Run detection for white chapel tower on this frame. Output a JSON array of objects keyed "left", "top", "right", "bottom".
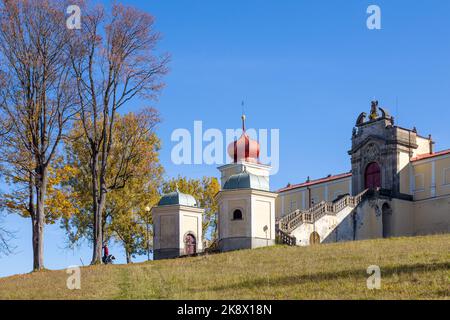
[{"left": 216, "top": 115, "right": 278, "bottom": 252}]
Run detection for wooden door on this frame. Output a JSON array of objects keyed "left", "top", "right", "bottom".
[
  {"left": 185, "top": 234, "right": 196, "bottom": 255},
  {"left": 309, "top": 232, "right": 320, "bottom": 245},
  {"left": 365, "top": 162, "right": 381, "bottom": 189}
]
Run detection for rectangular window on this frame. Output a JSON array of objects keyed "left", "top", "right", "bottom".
[
  {"left": 414, "top": 174, "right": 425, "bottom": 192},
  {"left": 444, "top": 168, "right": 450, "bottom": 186},
  {"left": 290, "top": 200, "right": 297, "bottom": 211}
]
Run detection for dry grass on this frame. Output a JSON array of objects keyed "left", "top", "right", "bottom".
[{"left": 0, "top": 234, "right": 449, "bottom": 300}]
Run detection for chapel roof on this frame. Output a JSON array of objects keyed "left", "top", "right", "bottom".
[
  {"left": 158, "top": 190, "right": 199, "bottom": 207},
  {"left": 223, "top": 171, "right": 270, "bottom": 191},
  {"left": 227, "top": 114, "right": 260, "bottom": 164}
]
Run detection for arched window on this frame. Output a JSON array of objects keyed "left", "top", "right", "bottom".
[
  {"left": 232, "top": 209, "right": 243, "bottom": 220},
  {"left": 365, "top": 162, "right": 381, "bottom": 189}
]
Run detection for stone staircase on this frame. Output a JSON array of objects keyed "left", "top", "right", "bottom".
[{"left": 276, "top": 189, "right": 368, "bottom": 245}]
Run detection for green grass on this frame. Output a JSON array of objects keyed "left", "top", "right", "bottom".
[{"left": 0, "top": 234, "right": 449, "bottom": 299}]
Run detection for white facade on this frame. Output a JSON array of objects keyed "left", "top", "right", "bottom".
[
  {"left": 216, "top": 188, "right": 277, "bottom": 251},
  {"left": 216, "top": 161, "right": 278, "bottom": 252},
  {"left": 152, "top": 204, "right": 204, "bottom": 260}
]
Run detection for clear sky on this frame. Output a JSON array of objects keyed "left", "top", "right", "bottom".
[{"left": 1, "top": 0, "right": 450, "bottom": 277}]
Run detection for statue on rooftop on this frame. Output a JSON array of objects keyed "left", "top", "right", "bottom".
[{"left": 369, "top": 100, "right": 379, "bottom": 120}]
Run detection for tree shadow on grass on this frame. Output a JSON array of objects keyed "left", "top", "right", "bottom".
[{"left": 191, "top": 262, "right": 449, "bottom": 294}]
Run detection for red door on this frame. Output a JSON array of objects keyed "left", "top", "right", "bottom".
[
  {"left": 365, "top": 162, "right": 381, "bottom": 189},
  {"left": 185, "top": 234, "right": 196, "bottom": 255}
]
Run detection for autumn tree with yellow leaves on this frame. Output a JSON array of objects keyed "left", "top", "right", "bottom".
[
  {"left": 0, "top": 0, "right": 76, "bottom": 270},
  {"left": 62, "top": 109, "right": 163, "bottom": 263},
  {"left": 67, "top": 2, "right": 169, "bottom": 264}
]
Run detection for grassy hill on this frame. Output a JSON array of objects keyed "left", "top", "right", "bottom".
[{"left": 0, "top": 234, "right": 449, "bottom": 300}]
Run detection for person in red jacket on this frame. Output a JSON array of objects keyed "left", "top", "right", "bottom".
[{"left": 102, "top": 243, "right": 109, "bottom": 263}]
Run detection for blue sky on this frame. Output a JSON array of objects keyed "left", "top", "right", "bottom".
[{"left": 1, "top": 0, "right": 450, "bottom": 277}]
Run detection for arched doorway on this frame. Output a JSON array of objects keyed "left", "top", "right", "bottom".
[
  {"left": 309, "top": 231, "right": 320, "bottom": 245},
  {"left": 365, "top": 162, "right": 381, "bottom": 189},
  {"left": 382, "top": 203, "right": 392, "bottom": 238},
  {"left": 184, "top": 233, "right": 197, "bottom": 255}
]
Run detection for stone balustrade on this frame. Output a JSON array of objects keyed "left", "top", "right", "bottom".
[
  {"left": 276, "top": 229, "right": 297, "bottom": 246},
  {"left": 279, "top": 189, "right": 369, "bottom": 234}
]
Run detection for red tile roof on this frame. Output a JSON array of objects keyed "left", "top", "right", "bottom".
[
  {"left": 278, "top": 172, "right": 352, "bottom": 193},
  {"left": 411, "top": 149, "right": 450, "bottom": 162}
]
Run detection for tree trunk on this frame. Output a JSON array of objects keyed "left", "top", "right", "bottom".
[
  {"left": 91, "top": 151, "right": 103, "bottom": 264},
  {"left": 33, "top": 166, "right": 48, "bottom": 271},
  {"left": 125, "top": 249, "right": 132, "bottom": 264},
  {"left": 31, "top": 215, "right": 43, "bottom": 270},
  {"left": 94, "top": 178, "right": 108, "bottom": 261}
]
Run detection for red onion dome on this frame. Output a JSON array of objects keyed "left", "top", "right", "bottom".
[{"left": 227, "top": 115, "right": 260, "bottom": 163}]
